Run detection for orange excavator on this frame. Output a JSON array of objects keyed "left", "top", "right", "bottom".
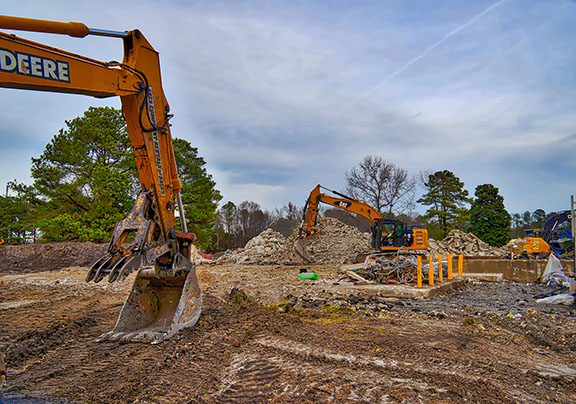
[
  {"left": 0, "top": 16, "right": 200, "bottom": 343},
  {"left": 295, "top": 185, "right": 428, "bottom": 263}
]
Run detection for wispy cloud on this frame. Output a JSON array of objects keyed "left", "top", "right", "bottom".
[{"left": 353, "top": 0, "right": 511, "bottom": 104}]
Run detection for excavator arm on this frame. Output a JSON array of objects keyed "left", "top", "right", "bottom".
[
  {"left": 0, "top": 16, "right": 201, "bottom": 343},
  {"left": 295, "top": 185, "right": 382, "bottom": 262},
  {"left": 299, "top": 185, "right": 382, "bottom": 236}
]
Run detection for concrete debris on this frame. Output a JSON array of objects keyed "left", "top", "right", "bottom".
[
  {"left": 218, "top": 219, "right": 507, "bottom": 265},
  {"left": 281, "top": 217, "right": 371, "bottom": 264},
  {"left": 218, "top": 218, "right": 370, "bottom": 265},
  {"left": 189, "top": 244, "right": 211, "bottom": 266},
  {"left": 427, "top": 229, "right": 507, "bottom": 257},
  {"left": 219, "top": 229, "right": 287, "bottom": 265}
]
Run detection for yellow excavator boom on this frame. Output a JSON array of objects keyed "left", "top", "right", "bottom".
[{"left": 0, "top": 15, "right": 201, "bottom": 344}]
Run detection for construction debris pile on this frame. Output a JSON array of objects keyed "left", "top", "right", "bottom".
[
  {"left": 427, "top": 229, "right": 507, "bottom": 257},
  {"left": 217, "top": 219, "right": 508, "bottom": 266},
  {"left": 219, "top": 229, "right": 286, "bottom": 265},
  {"left": 218, "top": 217, "right": 371, "bottom": 265}
]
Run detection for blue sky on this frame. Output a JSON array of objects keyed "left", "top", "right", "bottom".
[{"left": 1, "top": 0, "right": 575, "bottom": 216}]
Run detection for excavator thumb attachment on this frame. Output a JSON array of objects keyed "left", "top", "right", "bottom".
[
  {"left": 97, "top": 262, "right": 201, "bottom": 344},
  {"left": 294, "top": 238, "right": 312, "bottom": 263}
]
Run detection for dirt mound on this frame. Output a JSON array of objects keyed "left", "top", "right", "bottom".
[
  {"left": 0, "top": 242, "right": 108, "bottom": 272},
  {"left": 428, "top": 229, "right": 507, "bottom": 257}
]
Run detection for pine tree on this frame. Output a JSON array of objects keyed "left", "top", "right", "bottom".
[
  {"left": 417, "top": 170, "right": 471, "bottom": 238},
  {"left": 470, "top": 184, "right": 511, "bottom": 247},
  {"left": 172, "top": 138, "right": 222, "bottom": 250},
  {"left": 31, "top": 106, "right": 137, "bottom": 242}
]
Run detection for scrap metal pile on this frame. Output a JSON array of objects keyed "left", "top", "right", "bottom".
[{"left": 354, "top": 254, "right": 418, "bottom": 284}]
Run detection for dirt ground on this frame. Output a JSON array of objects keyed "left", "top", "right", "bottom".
[{"left": 1, "top": 244, "right": 576, "bottom": 403}]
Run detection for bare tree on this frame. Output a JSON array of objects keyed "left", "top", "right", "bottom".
[
  {"left": 381, "top": 167, "right": 417, "bottom": 216},
  {"left": 345, "top": 155, "right": 416, "bottom": 216},
  {"left": 274, "top": 202, "right": 303, "bottom": 223},
  {"left": 270, "top": 202, "right": 304, "bottom": 237},
  {"left": 237, "top": 200, "right": 272, "bottom": 245}
]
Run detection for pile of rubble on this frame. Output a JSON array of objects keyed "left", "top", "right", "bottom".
[
  {"left": 218, "top": 229, "right": 286, "bottom": 265},
  {"left": 217, "top": 220, "right": 507, "bottom": 266},
  {"left": 427, "top": 229, "right": 507, "bottom": 257},
  {"left": 280, "top": 217, "right": 371, "bottom": 264},
  {"left": 217, "top": 217, "right": 370, "bottom": 265}
]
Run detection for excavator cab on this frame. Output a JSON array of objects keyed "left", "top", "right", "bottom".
[{"left": 371, "top": 220, "right": 411, "bottom": 249}]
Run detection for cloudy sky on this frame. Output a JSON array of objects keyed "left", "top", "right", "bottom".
[{"left": 1, "top": 0, "right": 575, "bottom": 216}]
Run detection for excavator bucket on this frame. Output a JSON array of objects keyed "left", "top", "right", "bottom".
[
  {"left": 294, "top": 238, "right": 312, "bottom": 263},
  {"left": 96, "top": 266, "right": 202, "bottom": 344}
]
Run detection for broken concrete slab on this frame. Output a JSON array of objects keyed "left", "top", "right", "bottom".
[{"left": 329, "top": 278, "right": 467, "bottom": 299}]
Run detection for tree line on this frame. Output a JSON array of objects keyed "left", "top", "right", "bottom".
[
  {"left": 0, "top": 107, "right": 221, "bottom": 249},
  {"left": 0, "top": 109, "right": 558, "bottom": 251},
  {"left": 210, "top": 156, "right": 559, "bottom": 251}
]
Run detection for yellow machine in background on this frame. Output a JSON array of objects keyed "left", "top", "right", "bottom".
[
  {"left": 521, "top": 237, "right": 551, "bottom": 255},
  {"left": 508, "top": 236, "right": 551, "bottom": 258},
  {"left": 0, "top": 15, "right": 201, "bottom": 343},
  {"left": 295, "top": 185, "right": 428, "bottom": 262}
]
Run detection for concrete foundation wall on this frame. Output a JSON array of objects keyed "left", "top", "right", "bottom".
[{"left": 460, "top": 256, "right": 575, "bottom": 282}]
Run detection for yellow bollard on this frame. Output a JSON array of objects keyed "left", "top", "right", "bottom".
[
  {"left": 458, "top": 254, "right": 463, "bottom": 278},
  {"left": 428, "top": 255, "right": 434, "bottom": 285},
  {"left": 447, "top": 254, "right": 453, "bottom": 280},
  {"left": 438, "top": 254, "right": 443, "bottom": 282},
  {"left": 417, "top": 256, "right": 422, "bottom": 288}
]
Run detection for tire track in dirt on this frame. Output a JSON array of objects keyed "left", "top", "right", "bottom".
[
  {"left": 207, "top": 331, "right": 576, "bottom": 403},
  {"left": 211, "top": 352, "right": 281, "bottom": 402}
]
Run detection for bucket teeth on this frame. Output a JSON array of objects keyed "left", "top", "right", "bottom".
[
  {"left": 88, "top": 252, "right": 138, "bottom": 284},
  {"left": 108, "top": 255, "right": 129, "bottom": 283},
  {"left": 91, "top": 255, "right": 113, "bottom": 283},
  {"left": 86, "top": 255, "right": 107, "bottom": 282}
]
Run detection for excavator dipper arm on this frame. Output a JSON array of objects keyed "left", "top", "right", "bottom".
[
  {"left": 295, "top": 185, "right": 382, "bottom": 261},
  {"left": 0, "top": 16, "right": 201, "bottom": 343}
]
